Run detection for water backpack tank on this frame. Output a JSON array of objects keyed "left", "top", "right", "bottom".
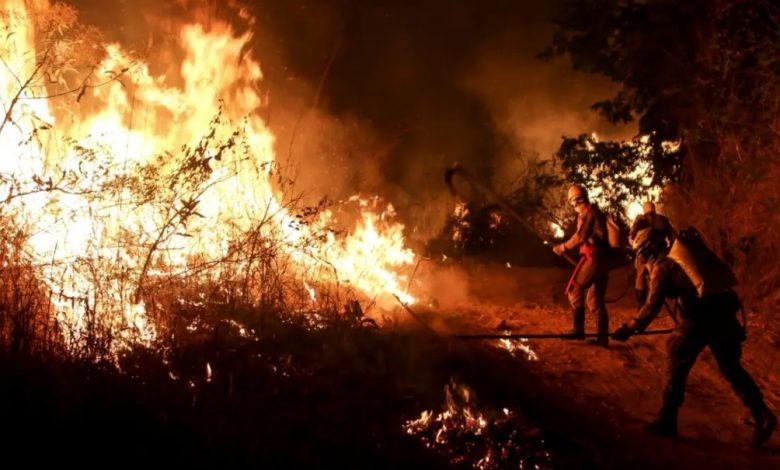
[
  {"left": 606, "top": 215, "right": 627, "bottom": 249},
  {"left": 666, "top": 227, "right": 737, "bottom": 297}
]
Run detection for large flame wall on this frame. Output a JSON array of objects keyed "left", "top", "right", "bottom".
[{"left": 0, "top": 0, "right": 416, "bottom": 349}]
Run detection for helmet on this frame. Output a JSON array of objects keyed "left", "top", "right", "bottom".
[
  {"left": 643, "top": 201, "right": 656, "bottom": 214},
  {"left": 567, "top": 185, "right": 588, "bottom": 205}
]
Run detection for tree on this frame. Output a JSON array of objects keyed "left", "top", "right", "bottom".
[{"left": 545, "top": 0, "right": 780, "bottom": 303}]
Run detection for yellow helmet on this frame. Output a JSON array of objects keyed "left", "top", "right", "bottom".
[{"left": 643, "top": 201, "right": 656, "bottom": 214}]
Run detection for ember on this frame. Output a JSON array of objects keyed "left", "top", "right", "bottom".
[
  {"left": 497, "top": 331, "right": 539, "bottom": 361},
  {"left": 404, "top": 379, "right": 553, "bottom": 469}
]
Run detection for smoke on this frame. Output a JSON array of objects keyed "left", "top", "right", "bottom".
[
  {"left": 462, "top": 26, "right": 635, "bottom": 190},
  {"left": 66, "top": 0, "right": 630, "bottom": 243}
]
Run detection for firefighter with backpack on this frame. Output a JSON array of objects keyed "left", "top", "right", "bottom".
[
  {"left": 553, "top": 185, "right": 619, "bottom": 347},
  {"left": 628, "top": 201, "right": 676, "bottom": 304},
  {"left": 613, "top": 227, "right": 777, "bottom": 447}
]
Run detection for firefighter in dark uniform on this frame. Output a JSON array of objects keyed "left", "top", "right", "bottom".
[
  {"left": 629, "top": 201, "right": 676, "bottom": 304},
  {"left": 613, "top": 228, "right": 777, "bottom": 447},
  {"left": 553, "top": 185, "right": 611, "bottom": 347}
]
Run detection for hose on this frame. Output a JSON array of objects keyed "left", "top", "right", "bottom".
[
  {"left": 453, "top": 328, "right": 675, "bottom": 340},
  {"left": 393, "top": 294, "right": 675, "bottom": 342}
]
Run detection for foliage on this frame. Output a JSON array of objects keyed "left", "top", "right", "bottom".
[
  {"left": 428, "top": 156, "right": 565, "bottom": 265},
  {"left": 554, "top": 133, "right": 680, "bottom": 220},
  {"left": 546, "top": 0, "right": 780, "bottom": 308}
]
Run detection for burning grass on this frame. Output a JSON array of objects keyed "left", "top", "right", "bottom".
[
  {"left": 0, "top": 4, "right": 456, "bottom": 463},
  {"left": 0, "top": 295, "right": 589, "bottom": 467},
  {"left": 403, "top": 379, "right": 553, "bottom": 469},
  {"left": 0, "top": 0, "right": 422, "bottom": 357}
]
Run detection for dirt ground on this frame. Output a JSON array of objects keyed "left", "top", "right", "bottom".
[{"left": 411, "top": 262, "right": 780, "bottom": 469}]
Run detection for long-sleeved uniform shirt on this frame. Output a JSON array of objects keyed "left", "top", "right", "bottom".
[
  {"left": 563, "top": 204, "right": 609, "bottom": 253},
  {"left": 629, "top": 212, "right": 676, "bottom": 243}
]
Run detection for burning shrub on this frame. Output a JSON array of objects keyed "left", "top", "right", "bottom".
[
  {"left": 0, "top": 1, "right": 420, "bottom": 357},
  {"left": 430, "top": 156, "right": 568, "bottom": 267}
]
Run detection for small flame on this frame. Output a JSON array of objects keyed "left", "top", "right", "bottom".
[
  {"left": 549, "top": 222, "right": 564, "bottom": 239},
  {"left": 497, "top": 331, "right": 538, "bottom": 361},
  {"left": 303, "top": 281, "right": 316, "bottom": 303}
]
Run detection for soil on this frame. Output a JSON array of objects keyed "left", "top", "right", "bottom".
[
  {"left": 411, "top": 261, "right": 780, "bottom": 469},
  {"left": 2, "top": 262, "right": 779, "bottom": 469}
]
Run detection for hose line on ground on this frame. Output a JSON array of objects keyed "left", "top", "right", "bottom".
[{"left": 393, "top": 294, "right": 676, "bottom": 341}]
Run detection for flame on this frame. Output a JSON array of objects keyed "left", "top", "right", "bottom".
[
  {"left": 403, "top": 379, "right": 553, "bottom": 468},
  {"left": 1, "top": 1, "right": 416, "bottom": 350},
  {"left": 303, "top": 281, "right": 316, "bottom": 303},
  {"left": 549, "top": 222, "right": 564, "bottom": 239},
  {"left": 579, "top": 132, "right": 674, "bottom": 221},
  {"left": 497, "top": 332, "right": 538, "bottom": 361}
]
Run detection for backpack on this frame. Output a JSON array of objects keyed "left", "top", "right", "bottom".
[
  {"left": 606, "top": 215, "right": 627, "bottom": 249},
  {"left": 666, "top": 226, "right": 737, "bottom": 298}
]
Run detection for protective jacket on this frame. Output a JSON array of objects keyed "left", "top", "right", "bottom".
[{"left": 563, "top": 204, "right": 609, "bottom": 257}]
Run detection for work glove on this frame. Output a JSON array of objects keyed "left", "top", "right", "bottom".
[
  {"left": 612, "top": 323, "right": 635, "bottom": 342},
  {"left": 552, "top": 243, "right": 566, "bottom": 256}
]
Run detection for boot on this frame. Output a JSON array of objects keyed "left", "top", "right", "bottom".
[
  {"left": 751, "top": 407, "right": 777, "bottom": 448},
  {"left": 587, "top": 313, "right": 609, "bottom": 347},
  {"left": 566, "top": 306, "right": 585, "bottom": 339},
  {"left": 645, "top": 407, "right": 678, "bottom": 439}
]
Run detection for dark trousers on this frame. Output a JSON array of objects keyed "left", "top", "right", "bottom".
[
  {"left": 635, "top": 254, "right": 648, "bottom": 291},
  {"left": 662, "top": 313, "right": 765, "bottom": 418},
  {"left": 567, "top": 257, "right": 609, "bottom": 336}
]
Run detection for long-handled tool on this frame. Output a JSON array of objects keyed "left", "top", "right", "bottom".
[
  {"left": 453, "top": 329, "right": 675, "bottom": 340},
  {"left": 445, "top": 162, "right": 644, "bottom": 306},
  {"left": 394, "top": 294, "right": 675, "bottom": 341}
]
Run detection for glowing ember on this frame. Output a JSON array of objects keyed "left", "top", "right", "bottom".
[
  {"left": 404, "top": 379, "right": 553, "bottom": 469},
  {"left": 0, "top": 1, "right": 417, "bottom": 351},
  {"left": 451, "top": 202, "right": 471, "bottom": 244},
  {"left": 497, "top": 333, "right": 539, "bottom": 361}
]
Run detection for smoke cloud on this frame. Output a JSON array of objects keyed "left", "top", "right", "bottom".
[{"left": 68, "top": 0, "right": 631, "bottom": 243}]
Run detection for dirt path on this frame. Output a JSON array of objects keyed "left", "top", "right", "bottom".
[{"left": 412, "top": 263, "right": 780, "bottom": 468}]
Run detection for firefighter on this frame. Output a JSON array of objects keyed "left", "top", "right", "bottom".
[
  {"left": 629, "top": 201, "right": 676, "bottom": 304},
  {"left": 613, "top": 228, "right": 777, "bottom": 448},
  {"left": 553, "top": 185, "right": 611, "bottom": 347}
]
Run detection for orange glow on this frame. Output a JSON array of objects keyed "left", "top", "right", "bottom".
[{"left": 1, "top": 1, "right": 417, "bottom": 350}]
